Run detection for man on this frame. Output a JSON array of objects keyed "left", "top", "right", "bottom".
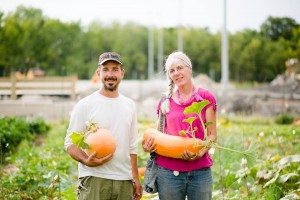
[{"left": 64, "top": 52, "right": 142, "bottom": 200}]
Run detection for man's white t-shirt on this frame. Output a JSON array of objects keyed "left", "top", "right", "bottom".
[{"left": 64, "top": 91, "right": 138, "bottom": 180}]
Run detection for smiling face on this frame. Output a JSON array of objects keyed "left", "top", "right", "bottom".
[
  {"left": 167, "top": 60, "right": 192, "bottom": 87},
  {"left": 97, "top": 61, "right": 124, "bottom": 93}
]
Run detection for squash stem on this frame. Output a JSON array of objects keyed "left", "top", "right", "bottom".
[{"left": 212, "top": 143, "right": 254, "bottom": 158}]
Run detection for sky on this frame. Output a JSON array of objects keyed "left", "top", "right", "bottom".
[{"left": 0, "top": 0, "right": 299, "bottom": 33}]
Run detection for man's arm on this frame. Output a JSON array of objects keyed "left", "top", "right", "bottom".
[
  {"left": 130, "top": 154, "right": 143, "bottom": 200},
  {"left": 67, "top": 144, "right": 113, "bottom": 167}
]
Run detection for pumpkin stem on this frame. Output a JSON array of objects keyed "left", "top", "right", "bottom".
[{"left": 70, "top": 120, "right": 99, "bottom": 149}]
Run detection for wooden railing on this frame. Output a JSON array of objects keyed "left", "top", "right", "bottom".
[{"left": 0, "top": 75, "right": 76, "bottom": 100}]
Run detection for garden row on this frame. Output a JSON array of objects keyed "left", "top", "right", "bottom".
[{"left": 0, "top": 116, "right": 299, "bottom": 199}]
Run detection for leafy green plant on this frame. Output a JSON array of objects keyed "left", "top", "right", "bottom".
[
  {"left": 0, "top": 121, "right": 77, "bottom": 200},
  {"left": 180, "top": 100, "right": 256, "bottom": 158},
  {"left": 274, "top": 113, "right": 294, "bottom": 124},
  {"left": 0, "top": 115, "right": 298, "bottom": 199},
  {"left": 69, "top": 121, "right": 98, "bottom": 149},
  {"left": 0, "top": 116, "right": 50, "bottom": 160},
  {"left": 28, "top": 117, "right": 51, "bottom": 135}
]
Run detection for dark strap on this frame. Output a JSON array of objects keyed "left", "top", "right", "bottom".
[
  {"left": 159, "top": 94, "right": 167, "bottom": 133},
  {"left": 150, "top": 94, "right": 167, "bottom": 158}
]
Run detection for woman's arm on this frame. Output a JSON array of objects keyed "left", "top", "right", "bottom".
[{"left": 205, "top": 106, "right": 217, "bottom": 142}]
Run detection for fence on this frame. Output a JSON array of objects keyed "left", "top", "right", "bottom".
[{"left": 0, "top": 75, "right": 76, "bottom": 100}]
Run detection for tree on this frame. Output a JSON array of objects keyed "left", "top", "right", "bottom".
[
  {"left": 260, "top": 16, "right": 299, "bottom": 41},
  {"left": 184, "top": 27, "right": 220, "bottom": 80}
]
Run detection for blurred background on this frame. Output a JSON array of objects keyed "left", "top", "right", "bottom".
[{"left": 0, "top": 0, "right": 300, "bottom": 119}]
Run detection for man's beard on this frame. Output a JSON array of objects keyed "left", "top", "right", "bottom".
[{"left": 102, "top": 76, "right": 120, "bottom": 92}]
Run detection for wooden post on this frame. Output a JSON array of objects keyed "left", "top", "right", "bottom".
[
  {"left": 11, "top": 73, "right": 17, "bottom": 100},
  {"left": 71, "top": 76, "right": 76, "bottom": 100}
]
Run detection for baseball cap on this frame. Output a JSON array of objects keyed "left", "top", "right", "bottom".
[{"left": 98, "top": 52, "right": 123, "bottom": 66}]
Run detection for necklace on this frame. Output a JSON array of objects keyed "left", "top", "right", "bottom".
[{"left": 176, "top": 86, "right": 197, "bottom": 105}]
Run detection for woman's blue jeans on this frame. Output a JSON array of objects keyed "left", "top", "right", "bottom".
[{"left": 157, "top": 166, "right": 212, "bottom": 200}]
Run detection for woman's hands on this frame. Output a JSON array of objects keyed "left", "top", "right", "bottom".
[
  {"left": 142, "top": 136, "right": 156, "bottom": 153},
  {"left": 182, "top": 139, "right": 213, "bottom": 161},
  {"left": 182, "top": 150, "right": 201, "bottom": 161}
]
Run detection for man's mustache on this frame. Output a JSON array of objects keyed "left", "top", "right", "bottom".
[{"left": 104, "top": 77, "right": 117, "bottom": 81}]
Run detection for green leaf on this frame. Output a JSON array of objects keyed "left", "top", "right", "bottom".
[
  {"left": 278, "top": 173, "right": 299, "bottom": 183},
  {"left": 69, "top": 132, "right": 89, "bottom": 149},
  {"left": 263, "top": 169, "right": 281, "bottom": 188},
  {"left": 78, "top": 140, "right": 90, "bottom": 149},
  {"left": 183, "top": 117, "right": 196, "bottom": 125},
  {"left": 205, "top": 122, "right": 213, "bottom": 126},
  {"left": 278, "top": 155, "right": 300, "bottom": 166},
  {"left": 179, "top": 130, "right": 186, "bottom": 136},
  {"left": 183, "top": 100, "right": 210, "bottom": 115}
]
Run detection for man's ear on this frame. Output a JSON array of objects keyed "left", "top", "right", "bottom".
[
  {"left": 96, "top": 68, "right": 100, "bottom": 76},
  {"left": 121, "top": 68, "right": 125, "bottom": 78}
]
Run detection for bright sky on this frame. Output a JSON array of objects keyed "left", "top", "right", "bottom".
[{"left": 0, "top": 0, "right": 299, "bottom": 33}]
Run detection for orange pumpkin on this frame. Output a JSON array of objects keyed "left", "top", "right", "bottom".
[
  {"left": 85, "top": 128, "right": 116, "bottom": 158},
  {"left": 138, "top": 166, "right": 146, "bottom": 177},
  {"left": 143, "top": 128, "right": 203, "bottom": 159}
]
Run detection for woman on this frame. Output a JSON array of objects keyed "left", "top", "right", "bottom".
[{"left": 142, "top": 51, "right": 217, "bottom": 200}]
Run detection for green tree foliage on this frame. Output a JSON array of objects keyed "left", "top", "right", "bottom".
[
  {"left": 0, "top": 6, "right": 82, "bottom": 77},
  {"left": 0, "top": 6, "right": 299, "bottom": 83},
  {"left": 40, "top": 19, "right": 82, "bottom": 76},
  {"left": 260, "top": 16, "right": 299, "bottom": 41},
  {"left": 184, "top": 28, "right": 221, "bottom": 80}
]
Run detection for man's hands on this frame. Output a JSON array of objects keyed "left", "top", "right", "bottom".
[
  {"left": 132, "top": 179, "right": 143, "bottom": 200},
  {"left": 83, "top": 152, "right": 113, "bottom": 167}
]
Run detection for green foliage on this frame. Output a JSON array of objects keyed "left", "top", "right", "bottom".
[
  {"left": 69, "top": 132, "right": 89, "bottom": 149},
  {"left": 182, "top": 101, "right": 256, "bottom": 158},
  {"left": 69, "top": 120, "right": 98, "bottom": 149},
  {"left": 274, "top": 113, "right": 294, "bottom": 124},
  {"left": 0, "top": 121, "right": 77, "bottom": 199},
  {"left": 0, "top": 6, "right": 299, "bottom": 82},
  {"left": 0, "top": 116, "right": 299, "bottom": 199},
  {"left": 183, "top": 100, "right": 210, "bottom": 116},
  {"left": 0, "top": 116, "right": 50, "bottom": 160},
  {"left": 260, "top": 156, "right": 300, "bottom": 199},
  {"left": 212, "top": 117, "right": 300, "bottom": 199},
  {"left": 28, "top": 117, "right": 51, "bottom": 135},
  {"left": 264, "top": 184, "right": 283, "bottom": 200},
  {"left": 260, "top": 16, "right": 299, "bottom": 41}
]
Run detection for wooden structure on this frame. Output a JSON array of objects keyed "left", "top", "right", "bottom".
[
  {"left": 0, "top": 75, "right": 76, "bottom": 100},
  {"left": 285, "top": 58, "right": 300, "bottom": 80}
]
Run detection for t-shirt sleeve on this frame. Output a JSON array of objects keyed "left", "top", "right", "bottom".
[
  {"left": 198, "top": 88, "right": 217, "bottom": 112},
  {"left": 129, "top": 102, "right": 138, "bottom": 155},
  {"left": 64, "top": 101, "right": 88, "bottom": 151}
]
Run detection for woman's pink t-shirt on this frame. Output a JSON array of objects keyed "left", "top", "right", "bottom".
[{"left": 156, "top": 87, "right": 217, "bottom": 172}]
